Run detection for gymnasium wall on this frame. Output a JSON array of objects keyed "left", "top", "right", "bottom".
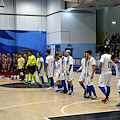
[
  {"left": 0, "top": 0, "right": 47, "bottom": 57},
  {"left": 47, "top": 11, "right": 96, "bottom": 58},
  {"left": 0, "top": 0, "right": 96, "bottom": 58},
  {"left": 97, "top": 5, "right": 120, "bottom": 40}
]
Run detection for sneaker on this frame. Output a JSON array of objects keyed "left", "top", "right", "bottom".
[
  {"left": 84, "top": 89, "right": 87, "bottom": 96},
  {"left": 55, "top": 89, "right": 60, "bottom": 92},
  {"left": 84, "top": 94, "right": 91, "bottom": 98},
  {"left": 11, "top": 77, "right": 14, "bottom": 80},
  {"left": 103, "top": 96, "right": 111, "bottom": 103},
  {"left": 60, "top": 90, "right": 65, "bottom": 93},
  {"left": 64, "top": 90, "right": 68, "bottom": 94},
  {"left": 68, "top": 92, "right": 74, "bottom": 95},
  {"left": 91, "top": 95, "right": 97, "bottom": 100},
  {"left": 31, "top": 81, "right": 35, "bottom": 85},
  {"left": 116, "top": 103, "right": 120, "bottom": 107},
  {"left": 48, "top": 87, "right": 52, "bottom": 90}
]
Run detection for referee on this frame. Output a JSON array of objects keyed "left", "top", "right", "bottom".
[{"left": 26, "top": 51, "right": 36, "bottom": 84}]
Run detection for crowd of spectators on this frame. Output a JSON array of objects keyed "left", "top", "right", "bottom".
[{"left": 99, "top": 33, "right": 120, "bottom": 58}]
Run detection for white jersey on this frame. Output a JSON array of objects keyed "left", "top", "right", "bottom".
[
  {"left": 100, "top": 54, "right": 113, "bottom": 74},
  {"left": 86, "top": 57, "right": 96, "bottom": 76},
  {"left": 115, "top": 60, "right": 120, "bottom": 79},
  {"left": 66, "top": 56, "right": 73, "bottom": 74},
  {"left": 38, "top": 57, "right": 44, "bottom": 76},
  {"left": 46, "top": 55, "right": 54, "bottom": 78},
  {"left": 78, "top": 58, "right": 86, "bottom": 76}
]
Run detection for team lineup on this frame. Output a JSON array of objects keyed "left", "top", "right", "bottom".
[{"left": 0, "top": 47, "right": 120, "bottom": 106}]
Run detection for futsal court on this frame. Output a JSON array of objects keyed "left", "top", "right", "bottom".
[{"left": 0, "top": 73, "right": 119, "bottom": 120}]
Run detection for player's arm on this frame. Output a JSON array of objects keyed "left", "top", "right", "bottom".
[
  {"left": 77, "top": 65, "right": 83, "bottom": 73},
  {"left": 67, "top": 64, "right": 72, "bottom": 76},
  {"left": 38, "top": 61, "right": 42, "bottom": 73},
  {"left": 99, "top": 62, "right": 102, "bottom": 74},
  {"left": 91, "top": 65, "right": 95, "bottom": 79},
  {"left": 45, "top": 63, "right": 48, "bottom": 72}
]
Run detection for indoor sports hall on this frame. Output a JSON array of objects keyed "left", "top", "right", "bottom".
[{"left": 0, "top": 0, "right": 120, "bottom": 120}]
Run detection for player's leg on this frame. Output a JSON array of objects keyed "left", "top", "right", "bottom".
[
  {"left": 84, "top": 77, "right": 92, "bottom": 98},
  {"left": 79, "top": 76, "right": 87, "bottom": 95},
  {"left": 46, "top": 70, "right": 50, "bottom": 87},
  {"left": 116, "top": 79, "right": 120, "bottom": 107},
  {"left": 55, "top": 81, "right": 61, "bottom": 92},
  {"left": 26, "top": 66, "right": 30, "bottom": 83},
  {"left": 31, "top": 66, "right": 36, "bottom": 84},
  {"left": 61, "top": 80, "right": 68, "bottom": 93}
]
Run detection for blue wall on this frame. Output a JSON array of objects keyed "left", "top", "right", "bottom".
[
  {"left": 47, "top": 43, "right": 96, "bottom": 58},
  {"left": 0, "top": 30, "right": 47, "bottom": 58}
]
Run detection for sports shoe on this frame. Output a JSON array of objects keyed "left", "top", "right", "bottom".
[
  {"left": 11, "top": 77, "right": 14, "bottom": 80},
  {"left": 116, "top": 103, "right": 120, "bottom": 107},
  {"left": 31, "top": 81, "right": 35, "bottom": 85},
  {"left": 91, "top": 95, "right": 97, "bottom": 100},
  {"left": 84, "top": 89, "right": 87, "bottom": 96},
  {"left": 55, "top": 89, "right": 60, "bottom": 92},
  {"left": 48, "top": 87, "right": 52, "bottom": 90},
  {"left": 84, "top": 94, "right": 91, "bottom": 98},
  {"left": 64, "top": 90, "right": 68, "bottom": 94},
  {"left": 102, "top": 96, "right": 111, "bottom": 103},
  {"left": 68, "top": 92, "right": 74, "bottom": 95}
]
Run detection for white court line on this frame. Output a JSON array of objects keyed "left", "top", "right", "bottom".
[
  {"left": 44, "top": 117, "right": 51, "bottom": 120},
  {"left": 0, "top": 97, "right": 82, "bottom": 110},
  {"left": 61, "top": 100, "right": 120, "bottom": 116}
]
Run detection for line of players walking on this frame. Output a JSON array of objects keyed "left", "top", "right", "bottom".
[{"left": 0, "top": 47, "right": 120, "bottom": 106}]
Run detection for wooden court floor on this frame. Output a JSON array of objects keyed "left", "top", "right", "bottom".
[{"left": 0, "top": 73, "right": 119, "bottom": 120}]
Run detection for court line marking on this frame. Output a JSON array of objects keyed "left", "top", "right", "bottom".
[
  {"left": 61, "top": 100, "right": 120, "bottom": 116},
  {"left": 44, "top": 117, "right": 51, "bottom": 120},
  {"left": 0, "top": 97, "right": 82, "bottom": 110}
]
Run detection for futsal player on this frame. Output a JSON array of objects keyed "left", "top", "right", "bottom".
[
  {"left": 59, "top": 52, "right": 68, "bottom": 94},
  {"left": 0, "top": 53, "right": 2, "bottom": 76},
  {"left": 17, "top": 54, "right": 25, "bottom": 81},
  {"left": 111, "top": 55, "right": 120, "bottom": 106},
  {"left": 98, "top": 47, "right": 114, "bottom": 103},
  {"left": 45, "top": 49, "right": 54, "bottom": 89},
  {"left": 65, "top": 50, "right": 74, "bottom": 95},
  {"left": 23, "top": 54, "right": 28, "bottom": 79},
  {"left": 77, "top": 51, "right": 87, "bottom": 96},
  {"left": 37, "top": 52, "right": 45, "bottom": 85},
  {"left": 6, "top": 53, "right": 12, "bottom": 78},
  {"left": 85, "top": 50, "right": 97, "bottom": 99},
  {"left": 2, "top": 54, "right": 6, "bottom": 78},
  {"left": 54, "top": 53, "right": 62, "bottom": 92},
  {"left": 11, "top": 53, "right": 18, "bottom": 80},
  {"left": 26, "top": 51, "right": 36, "bottom": 84}
]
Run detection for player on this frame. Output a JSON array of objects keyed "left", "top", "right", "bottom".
[
  {"left": 1, "top": 54, "right": 6, "bottom": 78},
  {"left": 37, "top": 52, "right": 45, "bottom": 85},
  {"left": 11, "top": 54, "right": 18, "bottom": 80},
  {"left": 59, "top": 52, "right": 68, "bottom": 94},
  {"left": 6, "top": 53, "right": 12, "bottom": 78},
  {"left": 98, "top": 47, "right": 114, "bottom": 103},
  {"left": 0, "top": 53, "right": 2, "bottom": 76},
  {"left": 65, "top": 50, "right": 74, "bottom": 95},
  {"left": 26, "top": 51, "right": 36, "bottom": 84},
  {"left": 17, "top": 54, "right": 25, "bottom": 81},
  {"left": 111, "top": 55, "right": 120, "bottom": 107},
  {"left": 54, "top": 53, "right": 62, "bottom": 92},
  {"left": 77, "top": 51, "right": 87, "bottom": 96},
  {"left": 23, "top": 54, "right": 28, "bottom": 79},
  {"left": 45, "top": 49, "right": 54, "bottom": 89},
  {"left": 85, "top": 50, "right": 97, "bottom": 99}
]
